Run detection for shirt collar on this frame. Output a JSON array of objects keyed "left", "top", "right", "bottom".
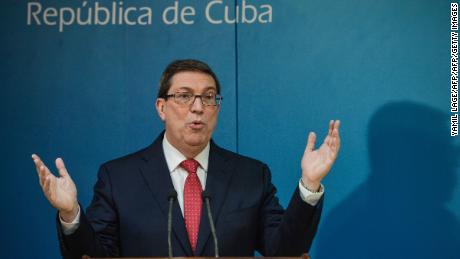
[{"left": 162, "top": 134, "right": 210, "bottom": 173}]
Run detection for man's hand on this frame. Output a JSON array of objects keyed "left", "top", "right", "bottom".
[
  {"left": 301, "top": 120, "right": 341, "bottom": 192},
  {"left": 32, "top": 154, "right": 79, "bottom": 222}
]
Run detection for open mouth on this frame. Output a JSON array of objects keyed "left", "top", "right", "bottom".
[{"left": 189, "top": 121, "right": 205, "bottom": 130}]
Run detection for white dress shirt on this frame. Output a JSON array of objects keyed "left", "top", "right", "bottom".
[
  {"left": 60, "top": 135, "right": 324, "bottom": 234},
  {"left": 162, "top": 135, "right": 209, "bottom": 216}
]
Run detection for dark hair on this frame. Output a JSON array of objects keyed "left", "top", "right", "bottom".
[{"left": 157, "top": 59, "right": 221, "bottom": 98}]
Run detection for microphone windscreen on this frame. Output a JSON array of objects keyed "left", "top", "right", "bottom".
[
  {"left": 202, "top": 190, "right": 211, "bottom": 200},
  {"left": 168, "top": 189, "right": 178, "bottom": 200}
]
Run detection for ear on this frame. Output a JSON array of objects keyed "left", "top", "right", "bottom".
[{"left": 155, "top": 98, "right": 166, "bottom": 122}]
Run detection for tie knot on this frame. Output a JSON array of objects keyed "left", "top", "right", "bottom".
[{"left": 180, "top": 159, "right": 199, "bottom": 174}]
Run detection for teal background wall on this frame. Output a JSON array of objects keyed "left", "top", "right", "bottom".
[{"left": 1, "top": 0, "right": 458, "bottom": 258}]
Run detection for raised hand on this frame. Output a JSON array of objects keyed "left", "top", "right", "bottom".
[
  {"left": 301, "top": 120, "right": 341, "bottom": 191},
  {"left": 32, "top": 154, "right": 79, "bottom": 222}
]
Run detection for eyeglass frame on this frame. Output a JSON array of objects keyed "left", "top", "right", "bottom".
[{"left": 164, "top": 92, "right": 223, "bottom": 106}]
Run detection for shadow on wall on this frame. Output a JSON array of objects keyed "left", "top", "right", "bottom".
[{"left": 316, "top": 101, "right": 459, "bottom": 259}]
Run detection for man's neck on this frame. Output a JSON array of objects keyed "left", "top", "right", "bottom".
[
  {"left": 162, "top": 134, "right": 210, "bottom": 173},
  {"left": 180, "top": 146, "right": 205, "bottom": 159},
  {"left": 164, "top": 133, "right": 208, "bottom": 159}
]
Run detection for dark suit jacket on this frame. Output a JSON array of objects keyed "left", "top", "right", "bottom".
[{"left": 57, "top": 133, "right": 323, "bottom": 258}]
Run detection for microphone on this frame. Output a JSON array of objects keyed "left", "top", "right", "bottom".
[
  {"left": 167, "top": 190, "right": 178, "bottom": 258},
  {"left": 202, "top": 191, "right": 219, "bottom": 257}
]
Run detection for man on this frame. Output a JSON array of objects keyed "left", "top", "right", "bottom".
[{"left": 32, "top": 59, "right": 341, "bottom": 258}]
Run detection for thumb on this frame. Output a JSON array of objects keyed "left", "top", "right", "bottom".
[
  {"left": 55, "top": 157, "right": 70, "bottom": 178},
  {"left": 305, "top": 132, "right": 316, "bottom": 153}
]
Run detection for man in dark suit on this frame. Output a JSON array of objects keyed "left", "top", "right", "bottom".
[{"left": 32, "top": 59, "right": 341, "bottom": 258}]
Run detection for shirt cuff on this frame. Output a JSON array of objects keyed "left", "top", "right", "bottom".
[
  {"left": 59, "top": 205, "right": 81, "bottom": 235},
  {"left": 298, "top": 181, "right": 324, "bottom": 206}
]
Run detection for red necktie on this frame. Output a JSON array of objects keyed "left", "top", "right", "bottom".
[{"left": 181, "top": 159, "right": 202, "bottom": 254}]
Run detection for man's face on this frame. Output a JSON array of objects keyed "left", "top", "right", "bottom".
[{"left": 156, "top": 71, "right": 220, "bottom": 155}]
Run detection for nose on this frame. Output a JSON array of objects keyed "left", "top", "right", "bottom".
[{"left": 190, "top": 95, "right": 204, "bottom": 113}]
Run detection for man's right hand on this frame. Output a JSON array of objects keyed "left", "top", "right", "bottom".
[{"left": 32, "top": 154, "right": 79, "bottom": 222}]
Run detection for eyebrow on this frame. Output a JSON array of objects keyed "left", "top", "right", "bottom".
[{"left": 175, "top": 86, "right": 217, "bottom": 92}]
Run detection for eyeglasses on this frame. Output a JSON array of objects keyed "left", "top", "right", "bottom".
[{"left": 165, "top": 92, "right": 223, "bottom": 106}]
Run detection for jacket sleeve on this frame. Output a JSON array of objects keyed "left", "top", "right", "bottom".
[
  {"left": 256, "top": 164, "right": 323, "bottom": 256},
  {"left": 56, "top": 164, "right": 120, "bottom": 258}
]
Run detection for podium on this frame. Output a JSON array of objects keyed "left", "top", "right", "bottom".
[{"left": 82, "top": 254, "right": 310, "bottom": 259}]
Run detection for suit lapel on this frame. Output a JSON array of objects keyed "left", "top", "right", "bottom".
[
  {"left": 138, "top": 134, "right": 193, "bottom": 256},
  {"left": 195, "top": 142, "right": 235, "bottom": 256}
]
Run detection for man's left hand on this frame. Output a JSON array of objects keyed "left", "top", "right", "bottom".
[{"left": 301, "top": 120, "right": 341, "bottom": 192}]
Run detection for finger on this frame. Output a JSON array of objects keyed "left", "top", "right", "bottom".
[
  {"left": 31, "top": 153, "right": 40, "bottom": 162},
  {"left": 332, "top": 120, "right": 341, "bottom": 145},
  {"left": 328, "top": 120, "right": 334, "bottom": 136},
  {"left": 45, "top": 173, "right": 58, "bottom": 200},
  {"left": 305, "top": 132, "right": 316, "bottom": 152},
  {"left": 330, "top": 138, "right": 339, "bottom": 156},
  {"left": 328, "top": 120, "right": 340, "bottom": 146},
  {"left": 324, "top": 121, "right": 332, "bottom": 146},
  {"left": 333, "top": 120, "right": 341, "bottom": 134},
  {"left": 43, "top": 174, "right": 52, "bottom": 198},
  {"left": 39, "top": 163, "right": 54, "bottom": 188},
  {"left": 331, "top": 121, "right": 341, "bottom": 151},
  {"left": 38, "top": 165, "right": 48, "bottom": 188},
  {"left": 32, "top": 154, "right": 44, "bottom": 175},
  {"left": 333, "top": 128, "right": 341, "bottom": 151},
  {"left": 55, "top": 157, "right": 70, "bottom": 178},
  {"left": 49, "top": 173, "right": 57, "bottom": 202}
]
